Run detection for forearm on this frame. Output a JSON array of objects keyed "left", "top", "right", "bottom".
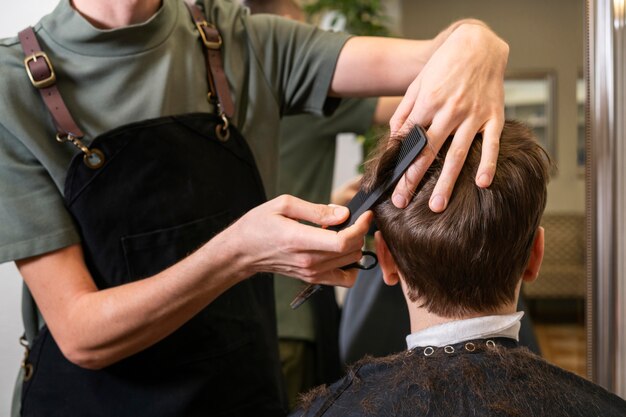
[
  {"left": 329, "top": 19, "right": 501, "bottom": 99},
  {"left": 20, "top": 229, "right": 248, "bottom": 370},
  {"left": 330, "top": 37, "right": 431, "bottom": 97},
  {"left": 18, "top": 196, "right": 371, "bottom": 370}
]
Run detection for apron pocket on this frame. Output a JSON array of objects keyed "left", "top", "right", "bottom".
[{"left": 121, "top": 211, "right": 234, "bottom": 281}]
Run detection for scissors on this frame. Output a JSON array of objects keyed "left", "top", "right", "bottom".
[{"left": 289, "top": 250, "right": 378, "bottom": 309}]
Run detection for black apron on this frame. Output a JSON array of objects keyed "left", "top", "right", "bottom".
[
  {"left": 21, "top": 114, "right": 286, "bottom": 417},
  {"left": 18, "top": 6, "right": 286, "bottom": 416}
]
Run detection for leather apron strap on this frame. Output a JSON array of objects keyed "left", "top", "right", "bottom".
[
  {"left": 17, "top": 2, "right": 234, "bottom": 154},
  {"left": 18, "top": 28, "right": 105, "bottom": 169},
  {"left": 17, "top": 28, "right": 84, "bottom": 138},
  {"left": 185, "top": 1, "right": 235, "bottom": 119}
]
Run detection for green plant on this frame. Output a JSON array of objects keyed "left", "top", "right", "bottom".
[{"left": 303, "top": 0, "right": 391, "bottom": 37}]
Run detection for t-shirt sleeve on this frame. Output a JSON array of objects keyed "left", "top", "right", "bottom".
[
  {"left": 0, "top": 123, "right": 80, "bottom": 263},
  {"left": 244, "top": 14, "right": 351, "bottom": 117},
  {"left": 326, "top": 97, "right": 378, "bottom": 135}
]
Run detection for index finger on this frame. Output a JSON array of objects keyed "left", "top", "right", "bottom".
[
  {"left": 390, "top": 146, "right": 436, "bottom": 209},
  {"left": 286, "top": 210, "right": 373, "bottom": 253}
]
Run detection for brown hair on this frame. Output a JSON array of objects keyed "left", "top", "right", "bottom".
[{"left": 362, "top": 121, "right": 552, "bottom": 317}]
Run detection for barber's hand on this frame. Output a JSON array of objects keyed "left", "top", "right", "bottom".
[
  {"left": 389, "top": 22, "right": 508, "bottom": 212},
  {"left": 232, "top": 195, "right": 373, "bottom": 287}
]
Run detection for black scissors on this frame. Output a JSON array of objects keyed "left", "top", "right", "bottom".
[{"left": 289, "top": 250, "right": 378, "bottom": 309}]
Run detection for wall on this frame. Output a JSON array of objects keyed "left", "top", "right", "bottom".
[
  {"left": 400, "top": 0, "right": 585, "bottom": 214},
  {"left": 0, "top": 2, "right": 58, "bottom": 414}
]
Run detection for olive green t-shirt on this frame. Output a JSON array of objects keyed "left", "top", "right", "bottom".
[{"left": 0, "top": 0, "right": 350, "bottom": 264}]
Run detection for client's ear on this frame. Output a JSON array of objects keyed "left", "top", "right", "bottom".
[
  {"left": 374, "top": 231, "right": 401, "bottom": 286},
  {"left": 523, "top": 227, "right": 545, "bottom": 283}
]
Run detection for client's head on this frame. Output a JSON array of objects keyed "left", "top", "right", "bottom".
[{"left": 362, "top": 121, "right": 551, "bottom": 319}]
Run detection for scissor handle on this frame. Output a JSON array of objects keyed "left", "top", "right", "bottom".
[{"left": 340, "top": 250, "right": 378, "bottom": 270}]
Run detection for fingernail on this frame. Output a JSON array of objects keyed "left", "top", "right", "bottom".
[
  {"left": 477, "top": 174, "right": 491, "bottom": 187},
  {"left": 333, "top": 206, "right": 349, "bottom": 217},
  {"left": 392, "top": 194, "right": 407, "bottom": 208},
  {"left": 430, "top": 195, "right": 446, "bottom": 212}
]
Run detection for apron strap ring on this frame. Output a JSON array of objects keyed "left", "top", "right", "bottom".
[
  {"left": 19, "top": 334, "right": 34, "bottom": 382},
  {"left": 216, "top": 112, "right": 230, "bottom": 142},
  {"left": 56, "top": 133, "right": 106, "bottom": 169}
]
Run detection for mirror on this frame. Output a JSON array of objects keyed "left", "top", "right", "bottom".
[{"left": 504, "top": 73, "right": 557, "bottom": 160}]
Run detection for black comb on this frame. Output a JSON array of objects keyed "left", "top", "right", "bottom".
[{"left": 290, "top": 125, "right": 428, "bottom": 309}]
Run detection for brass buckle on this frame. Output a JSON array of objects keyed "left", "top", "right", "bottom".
[
  {"left": 195, "top": 21, "right": 222, "bottom": 49},
  {"left": 23, "top": 52, "right": 56, "bottom": 89}
]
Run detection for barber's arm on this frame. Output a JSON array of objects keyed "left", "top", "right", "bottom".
[
  {"left": 330, "top": 19, "right": 508, "bottom": 212},
  {"left": 17, "top": 195, "right": 372, "bottom": 370}
]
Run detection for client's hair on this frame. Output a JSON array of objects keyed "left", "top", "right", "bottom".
[{"left": 362, "top": 121, "right": 552, "bottom": 317}]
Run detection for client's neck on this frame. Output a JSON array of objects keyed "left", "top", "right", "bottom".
[
  {"left": 405, "top": 294, "right": 519, "bottom": 334},
  {"left": 400, "top": 277, "right": 522, "bottom": 334},
  {"left": 408, "top": 303, "right": 518, "bottom": 333}
]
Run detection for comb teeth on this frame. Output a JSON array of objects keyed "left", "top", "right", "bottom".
[{"left": 394, "top": 127, "right": 426, "bottom": 176}]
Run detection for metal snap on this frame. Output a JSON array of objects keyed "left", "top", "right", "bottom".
[
  {"left": 464, "top": 342, "right": 476, "bottom": 352},
  {"left": 23, "top": 363, "right": 34, "bottom": 381},
  {"left": 423, "top": 346, "right": 435, "bottom": 356},
  {"left": 215, "top": 124, "right": 230, "bottom": 142}
]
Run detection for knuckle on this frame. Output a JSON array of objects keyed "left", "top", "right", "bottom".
[
  {"left": 405, "top": 162, "right": 424, "bottom": 183},
  {"left": 300, "top": 268, "right": 316, "bottom": 279},
  {"left": 301, "top": 256, "right": 315, "bottom": 270},
  {"left": 471, "top": 102, "right": 485, "bottom": 117},
  {"left": 282, "top": 231, "right": 299, "bottom": 253},
  {"left": 448, "top": 94, "right": 465, "bottom": 111},
  {"left": 488, "top": 139, "right": 500, "bottom": 153},
  {"left": 275, "top": 194, "right": 291, "bottom": 211},
  {"left": 450, "top": 145, "right": 467, "bottom": 162},
  {"left": 389, "top": 117, "right": 401, "bottom": 132},
  {"left": 498, "top": 38, "right": 510, "bottom": 56},
  {"left": 315, "top": 204, "right": 329, "bottom": 222},
  {"left": 423, "top": 88, "right": 441, "bottom": 106},
  {"left": 335, "top": 237, "right": 348, "bottom": 253}
]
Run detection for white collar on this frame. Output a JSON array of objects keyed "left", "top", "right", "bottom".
[{"left": 405, "top": 312, "right": 524, "bottom": 350}]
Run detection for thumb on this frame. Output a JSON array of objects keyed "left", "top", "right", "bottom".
[{"left": 272, "top": 195, "right": 349, "bottom": 226}]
